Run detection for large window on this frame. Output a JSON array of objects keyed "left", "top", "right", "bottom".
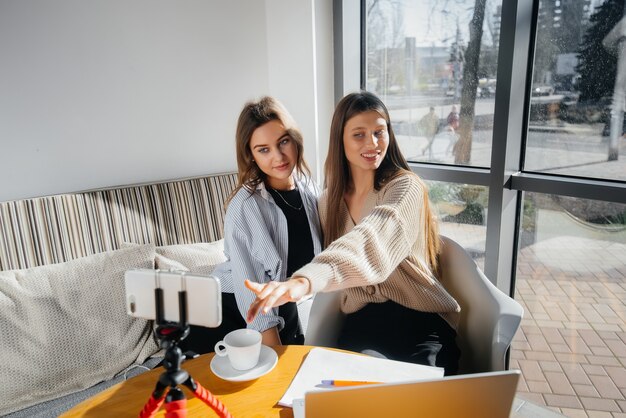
[
  {"left": 513, "top": 194, "right": 626, "bottom": 413},
  {"left": 346, "top": 0, "right": 626, "bottom": 415},
  {"left": 366, "top": 0, "right": 502, "bottom": 167},
  {"left": 526, "top": 0, "right": 626, "bottom": 181},
  {"left": 428, "top": 181, "right": 488, "bottom": 270}
]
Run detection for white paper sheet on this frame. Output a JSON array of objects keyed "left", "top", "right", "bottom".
[{"left": 279, "top": 347, "right": 444, "bottom": 407}]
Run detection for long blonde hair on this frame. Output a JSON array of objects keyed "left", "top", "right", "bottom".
[
  {"left": 324, "top": 91, "right": 440, "bottom": 270},
  {"left": 228, "top": 96, "right": 310, "bottom": 203}
]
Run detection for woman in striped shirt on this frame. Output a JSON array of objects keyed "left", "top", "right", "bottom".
[
  {"left": 245, "top": 92, "right": 461, "bottom": 375},
  {"left": 181, "top": 97, "right": 322, "bottom": 353}
]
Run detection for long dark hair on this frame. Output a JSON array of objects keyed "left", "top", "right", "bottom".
[
  {"left": 228, "top": 96, "right": 310, "bottom": 203},
  {"left": 324, "top": 91, "right": 440, "bottom": 269}
]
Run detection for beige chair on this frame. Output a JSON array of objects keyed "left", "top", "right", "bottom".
[
  {"left": 303, "top": 290, "right": 344, "bottom": 348},
  {"left": 304, "top": 235, "right": 524, "bottom": 374},
  {"left": 438, "top": 235, "right": 524, "bottom": 373}
]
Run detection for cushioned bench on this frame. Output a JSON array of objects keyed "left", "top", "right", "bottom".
[{"left": 0, "top": 173, "right": 247, "bottom": 416}]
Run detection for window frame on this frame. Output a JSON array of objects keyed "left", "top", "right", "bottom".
[{"left": 336, "top": 0, "right": 626, "bottom": 296}]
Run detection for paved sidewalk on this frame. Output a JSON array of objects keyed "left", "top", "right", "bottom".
[
  {"left": 440, "top": 223, "right": 626, "bottom": 418},
  {"left": 512, "top": 236, "right": 626, "bottom": 418}
]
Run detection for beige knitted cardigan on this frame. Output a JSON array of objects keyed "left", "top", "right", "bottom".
[{"left": 294, "top": 173, "right": 461, "bottom": 329}]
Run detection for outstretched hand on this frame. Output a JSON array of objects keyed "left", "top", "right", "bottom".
[{"left": 245, "top": 277, "right": 311, "bottom": 323}]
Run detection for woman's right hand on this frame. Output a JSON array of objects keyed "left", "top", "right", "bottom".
[{"left": 245, "top": 277, "right": 311, "bottom": 323}]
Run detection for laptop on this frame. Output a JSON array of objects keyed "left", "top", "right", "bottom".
[{"left": 299, "top": 370, "right": 521, "bottom": 418}]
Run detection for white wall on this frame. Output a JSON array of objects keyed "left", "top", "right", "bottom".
[
  {"left": 315, "top": 0, "right": 335, "bottom": 182},
  {"left": 265, "top": 0, "right": 334, "bottom": 184},
  {"left": 0, "top": 0, "right": 334, "bottom": 201}
]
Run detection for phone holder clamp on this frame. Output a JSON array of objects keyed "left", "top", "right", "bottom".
[{"left": 139, "top": 271, "right": 232, "bottom": 418}]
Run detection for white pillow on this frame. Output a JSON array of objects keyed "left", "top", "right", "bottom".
[
  {"left": 155, "top": 240, "right": 226, "bottom": 274},
  {"left": 0, "top": 244, "right": 159, "bottom": 415}
]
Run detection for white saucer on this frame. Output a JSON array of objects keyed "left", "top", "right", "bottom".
[{"left": 210, "top": 345, "right": 278, "bottom": 382}]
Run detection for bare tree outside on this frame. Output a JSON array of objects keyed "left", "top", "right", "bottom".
[
  {"left": 454, "top": 0, "right": 486, "bottom": 164},
  {"left": 366, "top": 0, "right": 497, "bottom": 168}
]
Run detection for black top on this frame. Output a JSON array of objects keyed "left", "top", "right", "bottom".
[
  {"left": 268, "top": 187, "right": 314, "bottom": 344},
  {"left": 268, "top": 187, "right": 315, "bottom": 276}
]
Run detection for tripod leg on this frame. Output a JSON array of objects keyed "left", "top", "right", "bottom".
[
  {"left": 139, "top": 381, "right": 168, "bottom": 418},
  {"left": 164, "top": 387, "right": 187, "bottom": 418},
  {"left": 183, "top": 377, "right": 233, "bottom": 418}
]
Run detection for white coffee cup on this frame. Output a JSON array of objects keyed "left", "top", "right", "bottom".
[{"left": 214, "top": 328, "right": 262, "bottom": 370}]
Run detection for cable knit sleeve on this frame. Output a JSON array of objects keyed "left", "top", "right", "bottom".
[
  {"left": 317, "top": 191, "right": 329, "bottom": 238},
  {"left": 294, "top": 173, "right": 425, "bottom": 293}
]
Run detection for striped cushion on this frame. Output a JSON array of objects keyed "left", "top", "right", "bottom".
[{"left": 0, "top": 173, "right": 237, "bottom": 271}]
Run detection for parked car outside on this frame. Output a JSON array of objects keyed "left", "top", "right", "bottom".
[{"left": 532, "top": 85, "right": 554, "bottom": 96}]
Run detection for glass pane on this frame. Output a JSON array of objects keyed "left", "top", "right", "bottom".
[
  {"left": 366, "top": 0, "right": 502, "bottom": 167},
  {"left": 427, "top": 181, "right": 488, "bottom": 270},
  {"left": 512, "top": 192, "right": 626, "bottom": 414},
  {"left": 526, "top": 1, "right": 626, "bottom": 181}
]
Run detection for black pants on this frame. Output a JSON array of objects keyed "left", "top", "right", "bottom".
[
  {"left": 337, "top": 301, "right": 460, "bottom": 376},
  {"left": 178, "top": 293, "right": 303, "bottom": 355}
]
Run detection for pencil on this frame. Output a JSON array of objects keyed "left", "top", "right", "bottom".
[{"left": 321, "top": 380, "right": 383, "bottom": 386}]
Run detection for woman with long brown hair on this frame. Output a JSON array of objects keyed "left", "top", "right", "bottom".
[
  {"left": 245, "top": 91, "right": 461, "bottom": 374},
  {"left": 181, "top": 96, "right": 322, "bottom": 353}
]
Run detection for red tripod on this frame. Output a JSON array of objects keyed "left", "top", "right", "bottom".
[{"left": 139, "top": 286, "right": 232, "bottom": 418}]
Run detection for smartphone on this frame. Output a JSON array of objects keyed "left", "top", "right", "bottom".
[{"left": 124, "top": 269, "right": 222, "bottom": 328}]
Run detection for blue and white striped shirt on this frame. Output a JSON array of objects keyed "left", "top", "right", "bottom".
[{"left": 213, "top": 176, "right": 322, "bottom": 333}]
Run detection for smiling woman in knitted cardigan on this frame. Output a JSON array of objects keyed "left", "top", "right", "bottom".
[{"left": 246, "top": 91, "right": 461, "bottom": 375}]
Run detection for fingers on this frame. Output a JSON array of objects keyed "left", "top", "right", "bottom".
[
  {"left": 246, "top": 288, "right": 288, "bottom": 323},
  {"left": 259, "top": 286, "right": 289, "bottom": 315},
  {"left": 245, "top": 280, "right": 270, "bottom": 323},
  {"left": 245, "top": 283, "right": 288, "bottom": 323},
  {"left": 244, "top": 280, "right": 278, "bottom": 323},
  {"left": 247, "top": 298, "right": 264, "bottom": 323},
  {"left": 257, "top": 281, "right": 281, "bottom": 301},
  {"left": 245, "top": 279, "right": 279, "bottom": 299},
  {"left": 244, "top": 279, "right": 263, "bottom": 294},
  {"left": 244, "top": 278, "right": 311, "bottom": 323}
]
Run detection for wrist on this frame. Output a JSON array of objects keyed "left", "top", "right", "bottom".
[{"left": 293, "top": 276, "right": 312, "bottom": 297}]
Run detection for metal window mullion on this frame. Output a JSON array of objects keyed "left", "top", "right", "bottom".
[
  {"left": 409, "top": 163, "right": 491, "bottom": 186},
  {"left": 484, "top": 0, "right": 536, "bottom": 295},
  {"left": 360, "top": 0, "right": 366, "bottom": 89},
  {"left": 510, "top": 172, "right": 626, "bottom": 204},
  {"left": 334, "top": 0, "right": 361, "bottom": 102}
]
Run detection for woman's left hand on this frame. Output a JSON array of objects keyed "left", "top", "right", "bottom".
[{"left": 245, "top": 277, "right": 311, "bottom": 323}]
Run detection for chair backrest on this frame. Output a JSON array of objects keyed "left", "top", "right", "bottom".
[
  {"left": 303, "top": 291, "right": 344, "bottom": 347},
  {"left": 438, "top": 235, "right": 524, "bottom": 373},
  {"left": 304, "top": 235, "right": 524, "bottom": 374}
]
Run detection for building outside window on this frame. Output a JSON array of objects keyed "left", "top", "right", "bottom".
[{"left": 358, "top": 0, "right": 626, "bottom": 415}]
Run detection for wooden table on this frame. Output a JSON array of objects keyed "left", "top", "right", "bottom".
[
  {"left": 61, "top": 345, "right": 304, "bottom": 418},
  {"left": 61, "top": 345, "right": 564, "bottom": 418}
]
